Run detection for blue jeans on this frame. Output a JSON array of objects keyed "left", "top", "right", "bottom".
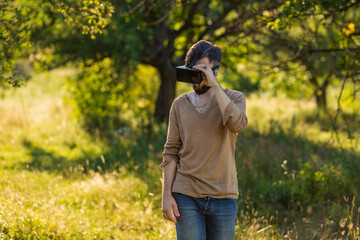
[{"left": 173, "top": 193, "right": 237, "bottom": 240}]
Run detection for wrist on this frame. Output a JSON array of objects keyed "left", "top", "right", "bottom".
[
  {"left": 163, "top": 191, "right": 173, "bottom": 197},
  {"left": 211, "top": 82, "right": 222, "bottom": 91}
]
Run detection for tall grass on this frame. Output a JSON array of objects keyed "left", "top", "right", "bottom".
[{"left": 0, "top": 68, "right": 359, "bottom": 239}]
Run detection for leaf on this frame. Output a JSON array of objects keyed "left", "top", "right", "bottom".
[{"left": 348, "top": 23, "right": 355, "bottom": 31}]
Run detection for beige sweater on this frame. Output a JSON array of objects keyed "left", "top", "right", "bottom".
[{"left": 160, "top": 88, "right": 248, "bottom": 199}]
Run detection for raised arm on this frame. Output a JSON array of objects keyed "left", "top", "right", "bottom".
[{"left": 193, "top": 64, "right": 248, "bottom": 133}]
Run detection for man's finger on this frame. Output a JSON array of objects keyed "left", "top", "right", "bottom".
[
  {"left": 166, "top": 210, "right": 176, "bottom": 223},
  {"left": 165, "top": 209, "right": 177, "bottom": 223},
  {"left": 193, "top": 65, "right": 205, "bottom": 72},
  {"left": 173, "top": 203, "right": 180, "bottom": 217}
]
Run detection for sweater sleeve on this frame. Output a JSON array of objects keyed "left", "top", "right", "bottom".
[
  {"left": 222, "top": 92, "right": 248, "bottom": 133},
  {"left": 160, "top": 102, "right": 182, "bottom": 169}
]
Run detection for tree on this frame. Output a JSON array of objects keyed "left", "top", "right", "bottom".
[
  {"left": 121, "top": 0, "right": 285, "bottom": 121},
  {"left": 4, "top": 0, "right": 359, "bottom": 126},
  {"left": 262, "top": 0, "right": 360, "bottom": 109},
  {"left": 23, "top": 0, "right": 285, "bottom": 122},
  {"left": 0, "top": 0, "right": 113, "bottom": 86},
  {"left": 0, "top": 0, "right": 30, "bottom": 87},
  {"left": 41, "top": 0, "right": 359, "bottom": 121}
]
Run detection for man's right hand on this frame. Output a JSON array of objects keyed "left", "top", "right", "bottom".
[{"left": 162, "top": 194, "right": 180, "bottom": 223}]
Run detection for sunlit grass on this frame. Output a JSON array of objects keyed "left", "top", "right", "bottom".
[
  {"left": 0, "top": 69, "right": 175, "bottom": 239},
  {"left": 0, "top": 67, "right": 359, "bottom": 239},
  {"left": 0, "top": 169, "right": 175, "bottom": 239}
]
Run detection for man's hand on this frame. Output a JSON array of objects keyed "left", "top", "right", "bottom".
[
  {"left": 193, "top": 63, "right": 232, "bottom": 117},
  {"left": 193, "top": 64, "right": 219, "bottom": 88},
  {"left": 162, "top": 194, "right": 180, "bottom": 223}
]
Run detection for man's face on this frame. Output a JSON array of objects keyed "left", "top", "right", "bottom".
[{"left": 192, "top": 57, "right": 217, "bottom": 95}]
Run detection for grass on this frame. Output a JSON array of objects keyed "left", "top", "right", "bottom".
[
  {"left": 0, "top": 68, "right": 174, "bottom": 239},
  {"left": 0, "top": 67, "right": 359, "bottom": 239},
  {"left": 0, "top": 170, "right": 174, "bottom": 239}
]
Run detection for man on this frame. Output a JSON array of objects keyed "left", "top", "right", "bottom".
[{"left": 160, "top": 40, "right": 248, "bottom": 240}]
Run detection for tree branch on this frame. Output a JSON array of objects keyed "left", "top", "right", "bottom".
[
  {"left": 310, "top": 47, "right": 360, "bottom": 53},
  {"left": 172, "top": 0, "right": 198, "bottom": 35},
  {"left": 125, "top": 0, "right": 146, "bottom": 16},
  {"left": 324, "top": 0, "right": 360, "bottom": 19},
  {"left": 148, "top": 0, "right": 179, "bottom": 26},
  {"left": 350, "top": 31, "right": 360, "bottom": 36}
]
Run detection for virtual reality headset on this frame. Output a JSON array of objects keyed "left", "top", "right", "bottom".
[{"left": 176, "top": 64, "right": 220, "bottom": 84}]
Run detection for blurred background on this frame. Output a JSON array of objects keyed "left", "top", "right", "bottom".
[{"left": 0, "top": 0, "right": 359, "bottom": 239}]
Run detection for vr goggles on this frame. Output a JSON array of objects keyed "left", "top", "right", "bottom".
[{"left": 176, "top": 64, "right": 220, "bottom": 84}]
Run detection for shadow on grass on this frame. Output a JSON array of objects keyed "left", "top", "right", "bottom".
[
  {"left": 15, "top": 118, "right": 359, "bottom": 186},
  {"left": 237, "top": 121, "right": 360, "bottom": 188},
  {"left": 15, "top": 120, "right": 359, "bottom": 202},
  {"left": 301, "top": 109, "right": 360, "bottom": 139},
  {"left": 13, "top": 127, "right": 167, "bottom": 200},
  {"left": 19, "top": 139, "right": 105, "bottom": 175},
  {"left": 10, "top": 120, "right": 360, "bottom": 239},
  {"left": 237, "top": 120, "right": 360, "bottom": 197},
  {"left": 17, "top": 137, "right": 159, "bottom": 173}
]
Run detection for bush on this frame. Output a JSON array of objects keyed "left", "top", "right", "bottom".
[
  {"left": 266, "top": 161, "right": 357, "bottom": 209},
  {"left": 66, "top": 58, "right": 126, "bottom": 136},
  {"left": 66, "top": 59, "right": 159, "bottom": 138}
]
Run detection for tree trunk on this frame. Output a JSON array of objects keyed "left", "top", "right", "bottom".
[
  {"left": 154, "top": 63, "right": 176, "bottom": 122},
  {"left": 314, "top": 87, "right": 327, "bottom": 109},
  {"left": 309, "top": 73, "right": 330, "bottom": 110},
  {"left": 315, "top": 75, "right": 330, "bottom": 109}
]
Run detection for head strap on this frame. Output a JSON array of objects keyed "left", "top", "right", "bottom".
[{"left": 211, "top": 64, "right": 220, "bottom": 71}]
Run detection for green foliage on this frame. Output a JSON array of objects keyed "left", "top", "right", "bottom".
[
  {"left": 258, "top": 0, "right": 360, "bottom": 110},
  {"left": 2, "top": 0, "right": 360, "bottom": 126},
  {"left": 0, "top": 0, "right": 31, "bottom": 87},
  {"left": 66, "top": 58, "right": 126, "bottom": 136},
  {"left": 0, "top": 0, "right": 114, "bottom": 87},
  {"left": 267, "top": 162, "right": 355, "bottom": 208},
  {"left": 220, "top": 67, "right": 260, "bottom": 94},
  {"left": 66, "top": 59, "right": 160, "bottom": 136},
  {"left": 267, "top": 0, "right": 357, "bottom": 30},
  {"left": 260, "top": 62, "right": 314, "bottom": 99},
  {"left": 56, "top": 0, "right": 114, "bottom": 39}
]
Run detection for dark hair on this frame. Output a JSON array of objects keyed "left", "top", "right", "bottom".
[{"left": 185, "top": 40, "right": 222, "bottom": 67}]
